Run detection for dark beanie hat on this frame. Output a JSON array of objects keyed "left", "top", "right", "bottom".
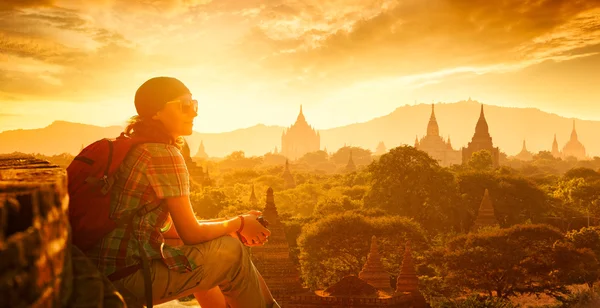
[{"left": 134, "top": 77, "right": 191, "bottom": 118}]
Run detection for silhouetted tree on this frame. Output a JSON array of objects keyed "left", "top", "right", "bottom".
[
  {"left": 468, "top": 150, "right": 493, "bottom": 171},
  {"left": 297, "top": 212, "right": 428, "bottom": 289},
  {"left": 364, "top": 146, "right": 463, "bottom": 233},
  {"left": 456, "top": 171, "right": 550, "bottom": 228},
  {"left": 331, "top": 146, "right": 372, "bottom": 166},
  {"left": 440, "top": 224, "right": 599, "bottom": 299}
]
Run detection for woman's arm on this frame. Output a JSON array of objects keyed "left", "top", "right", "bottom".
[
  {"left": 166, "top": 196, "right": 242, "bottom": 245},
  {"left": 162, "top": 216, "right": 237, "bottom": 240}
]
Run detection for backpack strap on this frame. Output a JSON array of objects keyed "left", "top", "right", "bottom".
[
  {"left": 138, "top": 239, "right": 153, "bottom": 308},
  {"left": 107, "top": 202, "right": 161, "bottom": 307}
]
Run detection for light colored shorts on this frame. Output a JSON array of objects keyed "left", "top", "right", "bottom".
[{"left": 112, "top": 236, "right": 274, "bottom": 307}]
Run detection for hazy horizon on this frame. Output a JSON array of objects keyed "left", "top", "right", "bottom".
[{"left": 0, "top": 99, "right": 595, "bottom": 134}]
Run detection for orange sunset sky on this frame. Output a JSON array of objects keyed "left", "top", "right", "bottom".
[{"left": 1, "top": 0, "right": 599, "bottom": 133}]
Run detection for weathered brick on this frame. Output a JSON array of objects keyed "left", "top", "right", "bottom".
[{"left": 1, "top": 155, "right": 125, "bottom": 307}]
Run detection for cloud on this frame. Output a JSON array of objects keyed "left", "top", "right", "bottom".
[
  {"left": 241, "top": 0, "right": 600, "bottom": 89},
  {"left": 0, "top": 0, "right": 599, "bottom": 109},
  {"left": 0, "top": 0, "right": 54, "bottom": 11}
]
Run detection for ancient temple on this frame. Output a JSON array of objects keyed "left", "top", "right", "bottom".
[
  {"left": 345, "top": 150, "right": 357, "bottom": 173},
  {"left": 514, "top": 140, "right": 533, "bottom": 161},
  {"left": 358, "top": 236, "right": 392, "bottom": 292},
  {"left": 395, "top": 241, "right": 428, "bottom": 307},
  {"left": 282, "top": 159, "right": 296, "bottom": 189},
  {"left": 194, "top": 140, "right": 209, "bottom": 159},
  {"left": 415, "top": 104, "right": 461, "bottom": 166},
  {"left": 551, "top": 134, "right": 561, "bottom": 158},
  {"left": 472, "top": 189, "right": 498, "bottom": 231},
  {"left": 461, "top": 104, "right": 500, "bottom": 167},
  {"left": 375, "top": 142, "right": 387, "bottom": 156},
  {"left": 181, "top": 139, "right": 206, "bottom": 187},
  {"left": 249, "top": 184, "right": 258, "bottom": 204},
  {"left": 562, "top": 120, "right": 587, "bottom": 160},
  {"left": 281, "top": 105, "right": 321, "bottom": 160},
  {"left": 250, "top": 188, "right": 308, "bottom": 304},
  {"left": 203, "top": 166, "right": 213, "bottom": 187}
]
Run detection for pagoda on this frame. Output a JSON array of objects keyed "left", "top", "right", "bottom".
[
  {"left": 471, "top": 189, "right": 499, "bottom": 231},
  {"left": 281, "top": 105, "right": 321, "bottom": 160},
  {"left": 415, "top": 104, "right": 461, "bottom": 166},
  {"left": 461, "top": 104, "right": 500, "bottom": 167},
  {"left": 358, "top": 236, "right": 392, "bottom": 292},
  {"left": 514, "top": 140, "right": 533, "bottom": 161},
  {"left": 282, "top": 159, "right": 296, "bottom": 189},
  {"left": 562, "top": 120, "right": 587, "bottom": 160},
  {"left": 250, "top": 188, "right": 308, "bottom": 304}
]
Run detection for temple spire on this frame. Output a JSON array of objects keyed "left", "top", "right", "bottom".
[
  {"left": 359, "top": 236, "right": 392, "bottom": 292},
  {"left": 426, "top": 104, "right": 440, "bottom": 136},
  {"left": 472, "top": 189, "right": 498, "bottom": 231},
  {"left": 395, "top": 241, "right": 428, "bottom": 306},
  {"left": 345, "top": 150, "right": 356, "bottom": 172},
  {"left": 570, "top": 120, "right": 578, "bottom": 141},
  {"left": 474, "top": 104, "right": 490, "bottom": 138},
  {"left": 551, "top": 134, "right": 560, "bottom": 157},
  {"left": 249, "top": 184, "right": 258, "bottom": 204},
  {"left": 282, "top": 159, "right": 296, "bottom": 189},
  {"left": 250, "top": 187, "right": 307, "bottom": 298},
  {"left": 195, "top": 140, "right": 209, "bottom": 158}
]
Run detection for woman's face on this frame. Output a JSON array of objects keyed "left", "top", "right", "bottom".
[{"left": 152, "top": 93, "right": 198, "bottom": 137}]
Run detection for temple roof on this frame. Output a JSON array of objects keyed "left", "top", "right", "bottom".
[
  {"left": 324, "top": 276, "right": 379, "bottom": 298},
  {"left": 359, "top": 236, "right": 391, "bottom": 291},
  {"left": 562, "top": 120, "right": 586, "bottom": 158},
  {"left": 515, "top": 140, "right": 533, "bottom": 160},
  {"left": 472, "top": 189, "right": 498, "bottom": 231}
]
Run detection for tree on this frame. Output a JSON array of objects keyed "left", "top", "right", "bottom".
[
  {"left": 365, "top": 146, "right": 463, "bottom": 233},
  {"left": 440, "top": 224, "right": 599, "bottom": 299},
  {"left": 564, "top": 167, "right": 600, "bottom": 181},
  {"left": 468, "top": 150, "right": 493, "bottom": 171},
  {"left": 219, "top": 150, "right": 263, "bottom": 170},
  {"left": 456, "top": 170, "right": 550, "bottom": 228},
  {"left": 331, "top": 146, "right": 373, "bottom": 166},
  {"left": 299, "top": 150, "right": 329, "bottom": 166},
  {"left": 566, "top": 226, "right": 600, "bottom": 274},
  {"left": 553, "top": 176, "right": 600, "bottom": 227},
  {"left": 190, "top": 187, "right": 231, "bottom": 219},
  {"left": 262, "top": 152, "right": 287, "bottom": 166},
  {"left": 297, "top": 212, "right": 428, "bottom": 290},
  {"left": 313, "top": 195, "right": 361, "bottom": 217}
]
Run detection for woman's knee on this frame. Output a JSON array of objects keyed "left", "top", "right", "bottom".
[{"left": 214, "top": 236, "right": 245, "bottom": 264}]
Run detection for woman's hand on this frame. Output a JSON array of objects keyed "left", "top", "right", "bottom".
[
  {"left": 245, "top": 210, "right": 262, "bottom": 217},
  {"left": 238, "top": 213, "right": 271, "bottom": 246}
]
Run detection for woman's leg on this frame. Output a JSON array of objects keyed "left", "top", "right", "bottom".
[
  {"left": 252, "top": 263, "right": 279, "bottom": 307},
  {"left": 193, "top": 264, "right": 278, "bottom": 308},
  {"left": 194, "top": 286, "right": 226, "bottom": 308},
  {"left": 114, "top": 236, "right": 273, "bottom": 307}
]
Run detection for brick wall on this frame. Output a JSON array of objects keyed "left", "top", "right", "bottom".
[{"left": 0, "top": 154, "right": 125, "bottom": 307}]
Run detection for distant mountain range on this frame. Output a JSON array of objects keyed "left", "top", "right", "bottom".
[{"left": 1, "top": 100, "right": 598, "bottom": 158}]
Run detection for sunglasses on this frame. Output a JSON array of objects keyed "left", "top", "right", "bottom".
[{"left": 165, "top": 98, "right": 198, "bottom": 114}]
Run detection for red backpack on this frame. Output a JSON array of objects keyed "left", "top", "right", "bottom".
[{"left": 67, "top": 132, "right": 149, "bottom": 252}]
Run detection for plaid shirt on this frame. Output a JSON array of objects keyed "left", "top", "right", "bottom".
[{"left": 85, "top": 143, "right": 196, "bottom": 276}]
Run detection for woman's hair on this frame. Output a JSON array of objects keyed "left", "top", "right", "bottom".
[{"left": 124, "top": 115, "right": 184, "bottom": 150}]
